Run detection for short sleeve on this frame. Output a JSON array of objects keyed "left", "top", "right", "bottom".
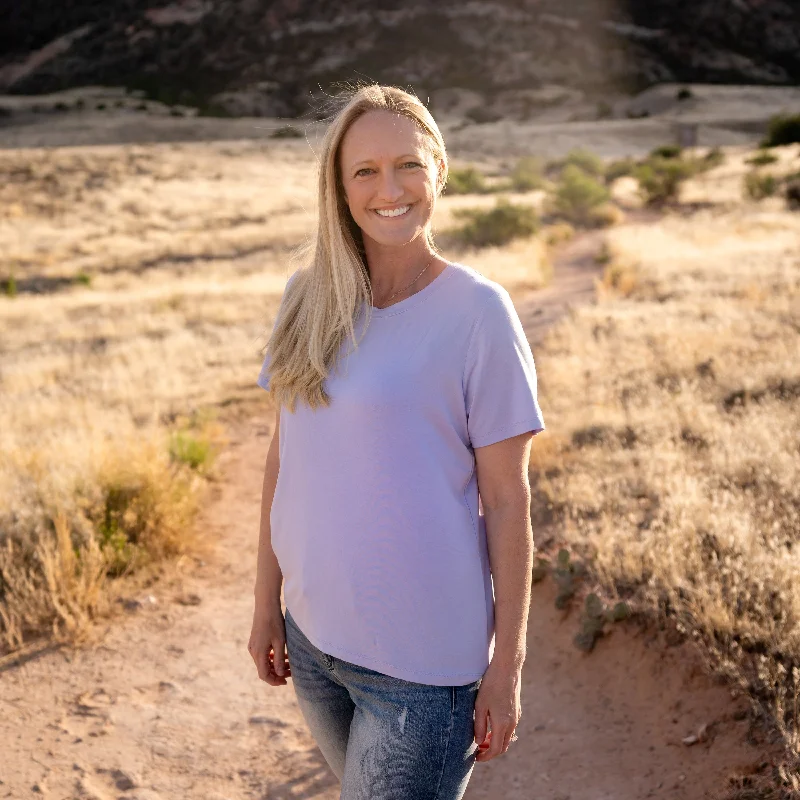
[
  {"left": 463, "top": 288, "right": 545, "bottom": 448},
  {"left": 257, "top": 270, "right": 301, "bottom": 392}
]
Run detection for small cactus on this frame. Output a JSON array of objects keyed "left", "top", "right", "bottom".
[
  {"left": 585, "top": 592, "right": 605, "bottom": 619},
  {"left": 574, "top": 614, "right": 606, "bottom": 652},
  {"left": 554, "top": 584, "right": 575, "bottom": 610},
  {"left": 531, "top": 556, "right": 550, "bottom": 584},
  {"left": 607, "top": 601, "right": 631, "bottom": 622}
]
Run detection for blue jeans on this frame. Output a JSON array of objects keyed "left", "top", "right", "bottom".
[{"left": 284, "top": 606, "right": 482, "bottom": 799}]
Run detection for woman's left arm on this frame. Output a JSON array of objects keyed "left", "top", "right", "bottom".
[{"left": 472, "top": 430, "right": 536, "bottom": 763}]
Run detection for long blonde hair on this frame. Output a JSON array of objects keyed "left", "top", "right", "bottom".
[{"left": 262, "top": 83, "right": 450, "bottom": 413}]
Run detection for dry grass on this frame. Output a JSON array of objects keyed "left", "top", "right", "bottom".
[
  {"left": 531, "top": 147, "right": 800, "bottom": 773},
  {"left": 0, "top": 140, "right": 554, "bottom": 653}
]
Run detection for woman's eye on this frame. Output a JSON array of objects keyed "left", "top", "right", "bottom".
[
  {"left": 403, "top": 161, "right": 422, "bottom": 169},
  {"left": 355, "top": 168, "right": 374, "bottom": 177}
]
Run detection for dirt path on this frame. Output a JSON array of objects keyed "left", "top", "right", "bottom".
[{"left": 0, "top": 232, "right": 774, "bottom": 799}]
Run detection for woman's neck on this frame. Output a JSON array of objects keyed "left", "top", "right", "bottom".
[{"left": 365, "top": 240, "right": 439, "bottom": 302}]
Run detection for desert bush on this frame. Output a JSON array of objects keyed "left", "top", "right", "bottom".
[
  {"left": 700, "top": 146, "right": 725, "bottom": 169},
  {"left": 650, "top": 144, "right": 682, "bottom": 160},
  {"left": 743, "top": 170, "right": 778, "bottom": 201},
  {"left": 786, "top": 179, "right": 800, "bottom": 210},
  {"left": 605, "top": 158, "right": 637, "bottom": 184},
  {"left": 450, "top": 197, "right": 539, "bottom": 247},
  {"left": 746, "top": 150, "right": 779, "bottom": 167},
  {"left": 0, "top": 431, "right": 207, "bottom": 649},
  {"left": 587, "top": 202, "right": 625, "bottom": 228},
  {"left": 676, "top": 87, "right": 694, "bottom": 101},
  {"left": 564, "top": 148, "right": 605, "bottom": 180},
  {"left": 443, "top": 166, "right": 488, "bottom": 195},
  {"left": 761, "top": 113, "right": 800, "bottom": 147},
  {"left": 551, "top": 164, "right": 610, "bottom": 226},
  {"left": 542, "top": 221, "right": 576, "bottom": 246},
  {"left": 633, "top": 157, "right": 696, "bottom": 206},
  {"left": 509, "top": 156, "right": 545, "bottom": 192},
  {"left": 600, "top": 258, "right": 639, "bottom": 296},
  {"left": 3, "top": 270, "right": 16, "bottom": 297}
]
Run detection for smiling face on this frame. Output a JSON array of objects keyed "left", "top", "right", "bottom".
[{"left": 338, "top": 109, "right": 442, "bottom": 250}]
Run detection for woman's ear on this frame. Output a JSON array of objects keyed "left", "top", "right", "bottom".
[{"left": 435, "top": 158, "right": 446, "bottom": 194}]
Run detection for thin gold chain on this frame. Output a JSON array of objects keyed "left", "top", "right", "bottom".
[{"left": 376, "top": 255, "right": 436, "bottom": 306}]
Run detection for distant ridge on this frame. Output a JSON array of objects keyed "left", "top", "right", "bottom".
[{"left": 1, "top": 0, "right": 798, "bottom": 117}]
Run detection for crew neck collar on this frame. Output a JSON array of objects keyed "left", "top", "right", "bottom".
[{"left": 368, "top": 261, "right": 456, "bottom": 318}]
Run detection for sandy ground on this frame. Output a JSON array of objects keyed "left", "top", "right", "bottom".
[{"left": 0, "top": 229, "right": 780, "bottom": 800}]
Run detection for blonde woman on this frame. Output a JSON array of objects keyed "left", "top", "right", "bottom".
[{"left": 248, "top": 84, "right": 545, "bottom": 798}]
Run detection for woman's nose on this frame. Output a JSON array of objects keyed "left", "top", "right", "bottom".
[{"left": 375, "top": 168, "right": 404, "bottom": 202}]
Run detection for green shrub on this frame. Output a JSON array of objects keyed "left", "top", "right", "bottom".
[
  {"left": 743, "top": 170, "right": 778, "bottom": 201},
  {"left": 509, "top": 156, "right": 545, "bottom": 192},
  {"left": 444, "top": 166, "right": 488, "bottom": 195},
  {"left": 633, "top": 157, "right": 696, "bottom": 206},
  {"left": 551, "top": 164, "right": 610, "bottom": 225},
  {"left": 451, "top": 198, "right": 539, "bottom": 247},
  {"left": 545, "top": 149, "right": 605, "bottom": 181},
  {"left": 564, "top": 148, "right": 605, "bottom": 179},
  {"left": 650, "top": 144, "right": 682, "bottom": 160},
  {"left": 676, "top": 87, "right": 694, "bottom": 101},
  {"left": 746, "top": 151, "right": 779, "bottom": 167},
  {"left": 786, "top": 179, "right": 800, "bottom": 210},
  {"left": 169, "top": 430, "right": 212, "bottom": 471},
  {"left": 74, "top": 271, "right": 92, "bottom": 287},
  {"left": 701, "top": 146, "right": 725, "bottom": 169},
  {"left": 605, "top": 157, "right": 637, "bottom": 184},
  {"left": 3, "top": 270, "right": 17, "bottom": 297},
  {"left": 761, "top": 113, "right": 800, "bottom": 148}
]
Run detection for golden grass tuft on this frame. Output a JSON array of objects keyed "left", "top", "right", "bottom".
[{"left": 0, "top": 426, "right": 209, "bottom": 651}]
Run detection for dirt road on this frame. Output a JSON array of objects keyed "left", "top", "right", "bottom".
[{"left": 0, "top": 232, "right": 773, "bottom": 799}]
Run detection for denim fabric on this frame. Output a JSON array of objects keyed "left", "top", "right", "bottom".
[{"left": 284, "top": 606, "right": 482, "bottom": 799}]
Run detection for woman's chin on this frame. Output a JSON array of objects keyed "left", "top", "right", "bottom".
[{"left": 362, "top": 225, "right": 426, "bottom": 249}]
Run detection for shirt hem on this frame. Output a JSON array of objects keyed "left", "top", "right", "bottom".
[{"left": 291, "top": 614, "right": 487, "bottom": 686}]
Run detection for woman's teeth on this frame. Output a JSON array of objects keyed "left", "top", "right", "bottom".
[{"left": 375, "top": 205, "right": 411, "bottom": 218}]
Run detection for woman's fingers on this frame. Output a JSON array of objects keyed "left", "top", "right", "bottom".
[
  {"left": 248, "top": 638, "right": 291, "bottom": 685},
  {"left": 474, "top": 718, "right": 515, "bottom": 761},
  {"left": 258, "top": 642, "right": 292, "bottom": 686}
]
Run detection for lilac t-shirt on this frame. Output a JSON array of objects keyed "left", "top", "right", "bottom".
[{"left": 257, "top": 261, "right": 545, "bottom": 685}]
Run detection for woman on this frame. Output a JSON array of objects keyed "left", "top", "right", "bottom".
[{"left": 248, "top": 84, "right": 545, "bottom": 799}]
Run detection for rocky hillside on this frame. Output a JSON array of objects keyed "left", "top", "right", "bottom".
[{"left": 1, "top": 0, "right": 799, "bottom": 118}]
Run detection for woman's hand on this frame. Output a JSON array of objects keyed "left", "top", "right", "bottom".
[
  {"left": 248, "top": 605, "right": 292, "bottom": 686},
  {"left": 473, "top": 659, "right": 522, "bottom": 762}
]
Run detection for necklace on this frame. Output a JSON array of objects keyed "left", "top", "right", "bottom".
[{"left": 375, "top": 255, "right": 436, "bottom": 307}]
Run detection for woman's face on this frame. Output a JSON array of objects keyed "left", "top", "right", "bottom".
[{"left": 338, "top": 109, "right": 442, "bottom": 249}]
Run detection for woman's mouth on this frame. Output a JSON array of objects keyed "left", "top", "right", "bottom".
[{"left": 373, "top": 204, "right": 413, "bottom": 218}]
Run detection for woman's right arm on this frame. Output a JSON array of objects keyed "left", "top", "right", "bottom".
[{"left": 254, "top": 405, "right": 282, "bottom": 614}]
